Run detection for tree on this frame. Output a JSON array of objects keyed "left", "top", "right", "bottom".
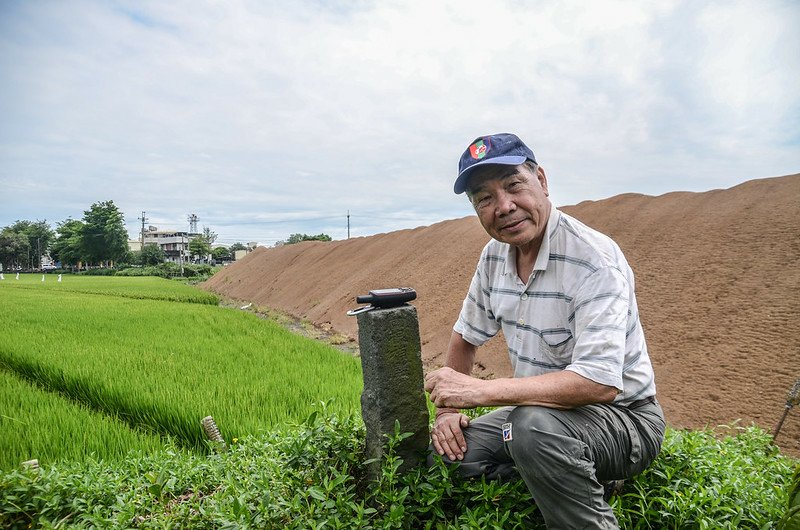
[
  {"left": 189, "top": 236, "right": 211, "bottom": 261},
  {"left": 285, "top": 233, "right": 332, "bottom": 245},
  {"left": 0, "top": 228, "right": 30, "bottom": 270},
  {"left": 13, "top": 220, "right": 55, "bottom": 265},
  {"left": 51, "top": 219, "right": 85, "bottom": 269},
  {"left": 0, "top": 220, "right": 55, "bottom": 269},
  {"left": 202, "top": 226, "right": 218, "bottom": 245},
  {"left": 139, "top": 243, "right": 166, "bottom": 266},
  {"left": 229, "top": 242, "right": 247, "bottom": 252},
  {"left": 211, "top": 246, "right": 231, "bottom": 262},
  {"left": 81, "top": 200, "right": 128, "bottom": 266}
]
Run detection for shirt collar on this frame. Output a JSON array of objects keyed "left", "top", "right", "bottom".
[{"left": 534, "top": 206, "right": 560, "bottom": 272}]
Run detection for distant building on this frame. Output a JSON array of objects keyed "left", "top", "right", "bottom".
[
  {"left": 233, "top": 242, "right": 259, "bottom": 261},
  {"left": 141, "top": 227, "right": 200, "bottom": 264}
]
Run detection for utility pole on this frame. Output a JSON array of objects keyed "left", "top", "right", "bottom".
[
  {"left": 138, "top": 211, "right": 148, "bottom": 248},
  {"left": 347, "top": 210, "right": 350, "bottom": 239},
  {"left": 179, "top": 233, "right": 185, "bottom": 276},
  {"left": 187, "top": 214, "right": 198, "bottom": 266},
  {"left": 37, "top": 237, "right": 41, "bottom": 270}
]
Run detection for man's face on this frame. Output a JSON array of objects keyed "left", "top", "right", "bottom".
[{"left": 467, "top": 163, "right": 551, "bottom": 251}]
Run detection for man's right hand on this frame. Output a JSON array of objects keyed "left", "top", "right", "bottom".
[{"left": 431, "top": 409, "right": 470, "bottom": 461}]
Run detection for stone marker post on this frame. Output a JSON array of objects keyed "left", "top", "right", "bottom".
[{"left": 356, "top": 304, "right": 430, "bottom": 481}]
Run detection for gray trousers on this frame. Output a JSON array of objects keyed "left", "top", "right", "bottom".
[{"left": 436, "top": 399, "right": 665, "bottom": 529}]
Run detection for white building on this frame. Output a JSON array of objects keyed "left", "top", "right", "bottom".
[{"left": 141, "top": 227, "right": 200, "bottom": 264}]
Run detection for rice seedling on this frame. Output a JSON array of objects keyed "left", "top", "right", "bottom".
[
  {"left": 0, "top": 370, "right": 173, "bottom": 471},
  {"left": 0, "top": 273, "right": 218, "bottom": 304},
  {"left": 0, "top": 284, "right": 362, "bottom": 456}
]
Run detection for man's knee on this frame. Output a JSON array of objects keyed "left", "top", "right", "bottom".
[
  {"left": 506, "top": 406, "right": 567, "bottom": 438},
  {"left": 505, "top": 406, "right": 589, "bottom": 477}
]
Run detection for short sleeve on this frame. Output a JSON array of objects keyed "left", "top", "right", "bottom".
[
  {"left": 453, "top": 254, "right": 501, "bottom": 346},
  {"left": 564, "top": 266, "right": 629, "bottom": 390}
]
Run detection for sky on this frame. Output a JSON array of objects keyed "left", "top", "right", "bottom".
[{"left": 1, "top": 0, "right": 798, "bottom": 246}]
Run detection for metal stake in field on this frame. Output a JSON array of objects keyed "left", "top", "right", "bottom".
[
  {"left": 41, "top": 274, "right": 45, "bottom": 282},
  {"left": 58, "top": 274, "right": 62, "bottom": 282},
  {"left": 348, "top": 288, "right": 429, "bottom": 481},
  {"left": 201, "top": 415, "right": 226, "bottom": 451},
  {"left": 772, "top": 379, "right": 800, "bottom": 442},
  {"left": 15, "top": 272, "right": 19, "bottom": 280}
]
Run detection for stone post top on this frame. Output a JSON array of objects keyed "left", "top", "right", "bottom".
[{"left": 364, "top": 303, "right": 416, "bottom": 313}]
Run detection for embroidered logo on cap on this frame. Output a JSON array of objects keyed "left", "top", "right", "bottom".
[
  {"left": 469, "top": 139, "right": 488, "bottom": 159},
  {"left": 502, "top": 422, "right": 513, "bottom": 442}
]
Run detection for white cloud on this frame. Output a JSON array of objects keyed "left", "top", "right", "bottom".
[{"left": 0, "top": 0, "right": 797, "bottom": 243}]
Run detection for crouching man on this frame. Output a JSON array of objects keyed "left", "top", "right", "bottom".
[{"left": 425, "top": 133, "right": 665, "bottom": 529}]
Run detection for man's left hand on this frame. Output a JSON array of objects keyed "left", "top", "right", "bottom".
[{"left": 424, "top": 367, "right": 487, "bottom": 409}]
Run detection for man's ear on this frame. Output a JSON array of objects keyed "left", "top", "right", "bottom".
[{"left": 537, "top": 166, "right": 549, "bottom": 197}]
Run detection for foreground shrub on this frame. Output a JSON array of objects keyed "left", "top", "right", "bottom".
[
  {"left": 615, "top": 423, "right": 795, "bottom": 528},
  {"left": 778, "top": 464, "right": 800, "bottom": 529},
  {"left": 0, "top": 412, "right": 795, "bottom": 529}
]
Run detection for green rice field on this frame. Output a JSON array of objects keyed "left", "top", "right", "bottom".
[
  {"left": 0, "top": 273, "right": 219, "bottom": 304},
  {"left": 0, "top": 370, "right": 170, "bottom": 467},
  {"left": 0, "top": 274, "right": 362, "bottom": 471}
]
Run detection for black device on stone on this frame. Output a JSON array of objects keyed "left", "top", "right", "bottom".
[{"left": 356, "top": 288, "right": 416, "bottom": 309}]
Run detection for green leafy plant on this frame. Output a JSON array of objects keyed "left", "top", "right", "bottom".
[
  {"left": 778, "top": 464, "right": 800, "bottom": 530},
  {"left": 0, "top": 410, "right": 795, "bottom": 529}
]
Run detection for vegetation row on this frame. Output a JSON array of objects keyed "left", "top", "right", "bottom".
[
  {"left": 0, "top": 205, "right": 333, "bottom": 274},
  {"left": 0, "top": 202, "right": 243, "bottom": 272},
  {"left": 1, "top": 408, "right": 797, "bottom": 529}
]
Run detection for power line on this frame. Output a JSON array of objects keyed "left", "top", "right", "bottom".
[{"left": 210, "top": 215, "right": 343, "bottom": 226}]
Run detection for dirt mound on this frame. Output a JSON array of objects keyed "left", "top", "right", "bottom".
[{"left": 203, "top": 174, "right": 800, "bottom": 456}]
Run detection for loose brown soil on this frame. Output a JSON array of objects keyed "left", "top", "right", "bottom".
[{"left": 202, "top": 174, "right": 800, "bottom": 456}]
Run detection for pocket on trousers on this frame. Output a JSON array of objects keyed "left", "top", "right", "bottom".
[
  {"left": 612, "top": 410, "right": 644, "bottom": 478},
  {"left": 626, "top": 406, "right": 665, "bottom": 477}
]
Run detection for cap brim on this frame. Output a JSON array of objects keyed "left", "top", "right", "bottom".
[{"left": 453, "top": 155, "right": 528, "bottom": 194}]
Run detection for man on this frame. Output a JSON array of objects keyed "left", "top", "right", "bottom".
[{"left": 424, "top": 133, "right": 665, "bottom": 529}]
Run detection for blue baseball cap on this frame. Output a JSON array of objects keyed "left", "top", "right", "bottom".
[{"left": 454, "top": 133, "right": 536, "bottom": 194}]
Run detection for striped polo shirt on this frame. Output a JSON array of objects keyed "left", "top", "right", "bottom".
[{"left": 454, "top": 207, "right": 656, "bottom": 405}]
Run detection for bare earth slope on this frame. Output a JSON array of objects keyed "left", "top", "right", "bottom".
[{"left": 203, "top": 174, "right": 800, "bottom": 455}]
